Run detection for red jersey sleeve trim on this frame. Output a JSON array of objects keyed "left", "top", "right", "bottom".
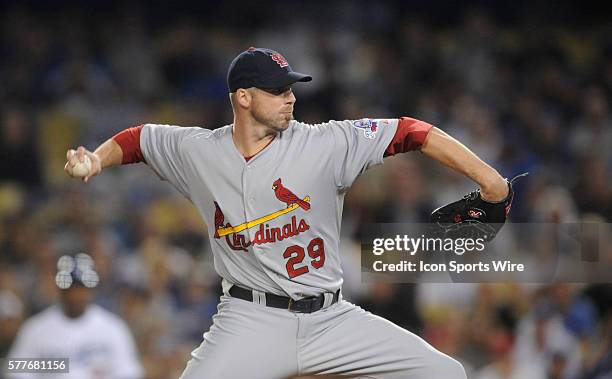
[
  {"left": 384, "top": 117, "right": 433, "bottom": 157},
  {"left": 112, "top": 124, "right": 145, "bottom": 164}
]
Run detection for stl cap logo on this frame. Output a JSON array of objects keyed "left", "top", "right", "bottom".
[{"left": 271, "top": 53, "right": 289, "bottom": 68}]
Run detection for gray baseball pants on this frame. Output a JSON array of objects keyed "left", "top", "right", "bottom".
[{"left": 180, "top": 293, "right": 466, "bottom": 379}]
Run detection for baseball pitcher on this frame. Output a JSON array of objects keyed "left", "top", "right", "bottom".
[{"left": 65, "top": 47, "right": 517, "bottom": 378}]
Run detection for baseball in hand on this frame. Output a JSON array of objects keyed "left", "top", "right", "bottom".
[{"left": 71, "top": 155, "right": 92, "bottom": 177}]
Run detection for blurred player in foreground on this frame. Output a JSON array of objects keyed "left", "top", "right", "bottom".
[{"left": 7, "top": 254, "right": 143, "bottom": 379}]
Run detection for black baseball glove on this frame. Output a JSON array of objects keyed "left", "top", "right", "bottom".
[{"left": 430, "top": 173, "right": 528, "bottom": 241}]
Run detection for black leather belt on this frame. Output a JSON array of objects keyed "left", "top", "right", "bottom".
[{"left": 229, "top": 285, "right": 340, "bottom": 313}]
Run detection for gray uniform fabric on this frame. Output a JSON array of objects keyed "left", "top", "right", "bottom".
[
  {"left": 140, "top": 119, "right": 466, "bottom": 378},
  {"left": 140, "top": 119, "right": 397, "bottom": 298},
  {"left": 180, "top": 296, "right": 465, "bottom": 379}
]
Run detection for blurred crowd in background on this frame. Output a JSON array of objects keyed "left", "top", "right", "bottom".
[{"left": 1, "top": 1, "right": 611, "bottom": 378}]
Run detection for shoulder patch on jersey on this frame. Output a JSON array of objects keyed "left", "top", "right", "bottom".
[{"left": 352, "top": 119, "right": 387, "bottom": 139}]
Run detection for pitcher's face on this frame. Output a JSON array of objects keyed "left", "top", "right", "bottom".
[{"left": 249, "top": 86, "right": 296, "bottom": 131}]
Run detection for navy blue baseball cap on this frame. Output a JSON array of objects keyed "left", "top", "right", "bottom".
[{"left": 227, "top": 47, "right": 312, "bottom": 92}]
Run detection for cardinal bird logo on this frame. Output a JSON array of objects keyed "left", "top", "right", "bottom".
[
  {"left": 272, "top": 178, "right": 311, "bottom": 210},
  {"left": 212, "top": 179, "right": 311, "bottom": 244}
]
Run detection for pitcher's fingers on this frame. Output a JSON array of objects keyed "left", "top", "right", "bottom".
[
  {"left": 76, "top": 146, "right": 86, "bottom": 162},
  {"left": 66, "top": 149, "right": 77, "bottom": 167}
]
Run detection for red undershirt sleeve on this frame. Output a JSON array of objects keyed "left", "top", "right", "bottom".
[
  {"left": 384, "top": 117, "right": 434, "bottom": 157},
  {"left": 112, "top": 124, "right": 145, "bottom": 164}
]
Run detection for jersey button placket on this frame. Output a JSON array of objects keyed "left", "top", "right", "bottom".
[
  {"left": 246, "top": 165, "right": 254, "bottom": 206},
  {"left": 242, "top": 165, "right": 256, "bottom": 231},
  {"left": 242, "top": 165, "right": 259, "bottom": 253},
  {"left": 242, "top": 165, "right": 251, "bottom": 215}
]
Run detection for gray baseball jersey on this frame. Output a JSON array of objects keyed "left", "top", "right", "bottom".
[
  {"left": 140, "top": 118, "right": 397, "bottom": 299},
  {"left": 139, "top": 118, "right": 468, "bottom": 379}
]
